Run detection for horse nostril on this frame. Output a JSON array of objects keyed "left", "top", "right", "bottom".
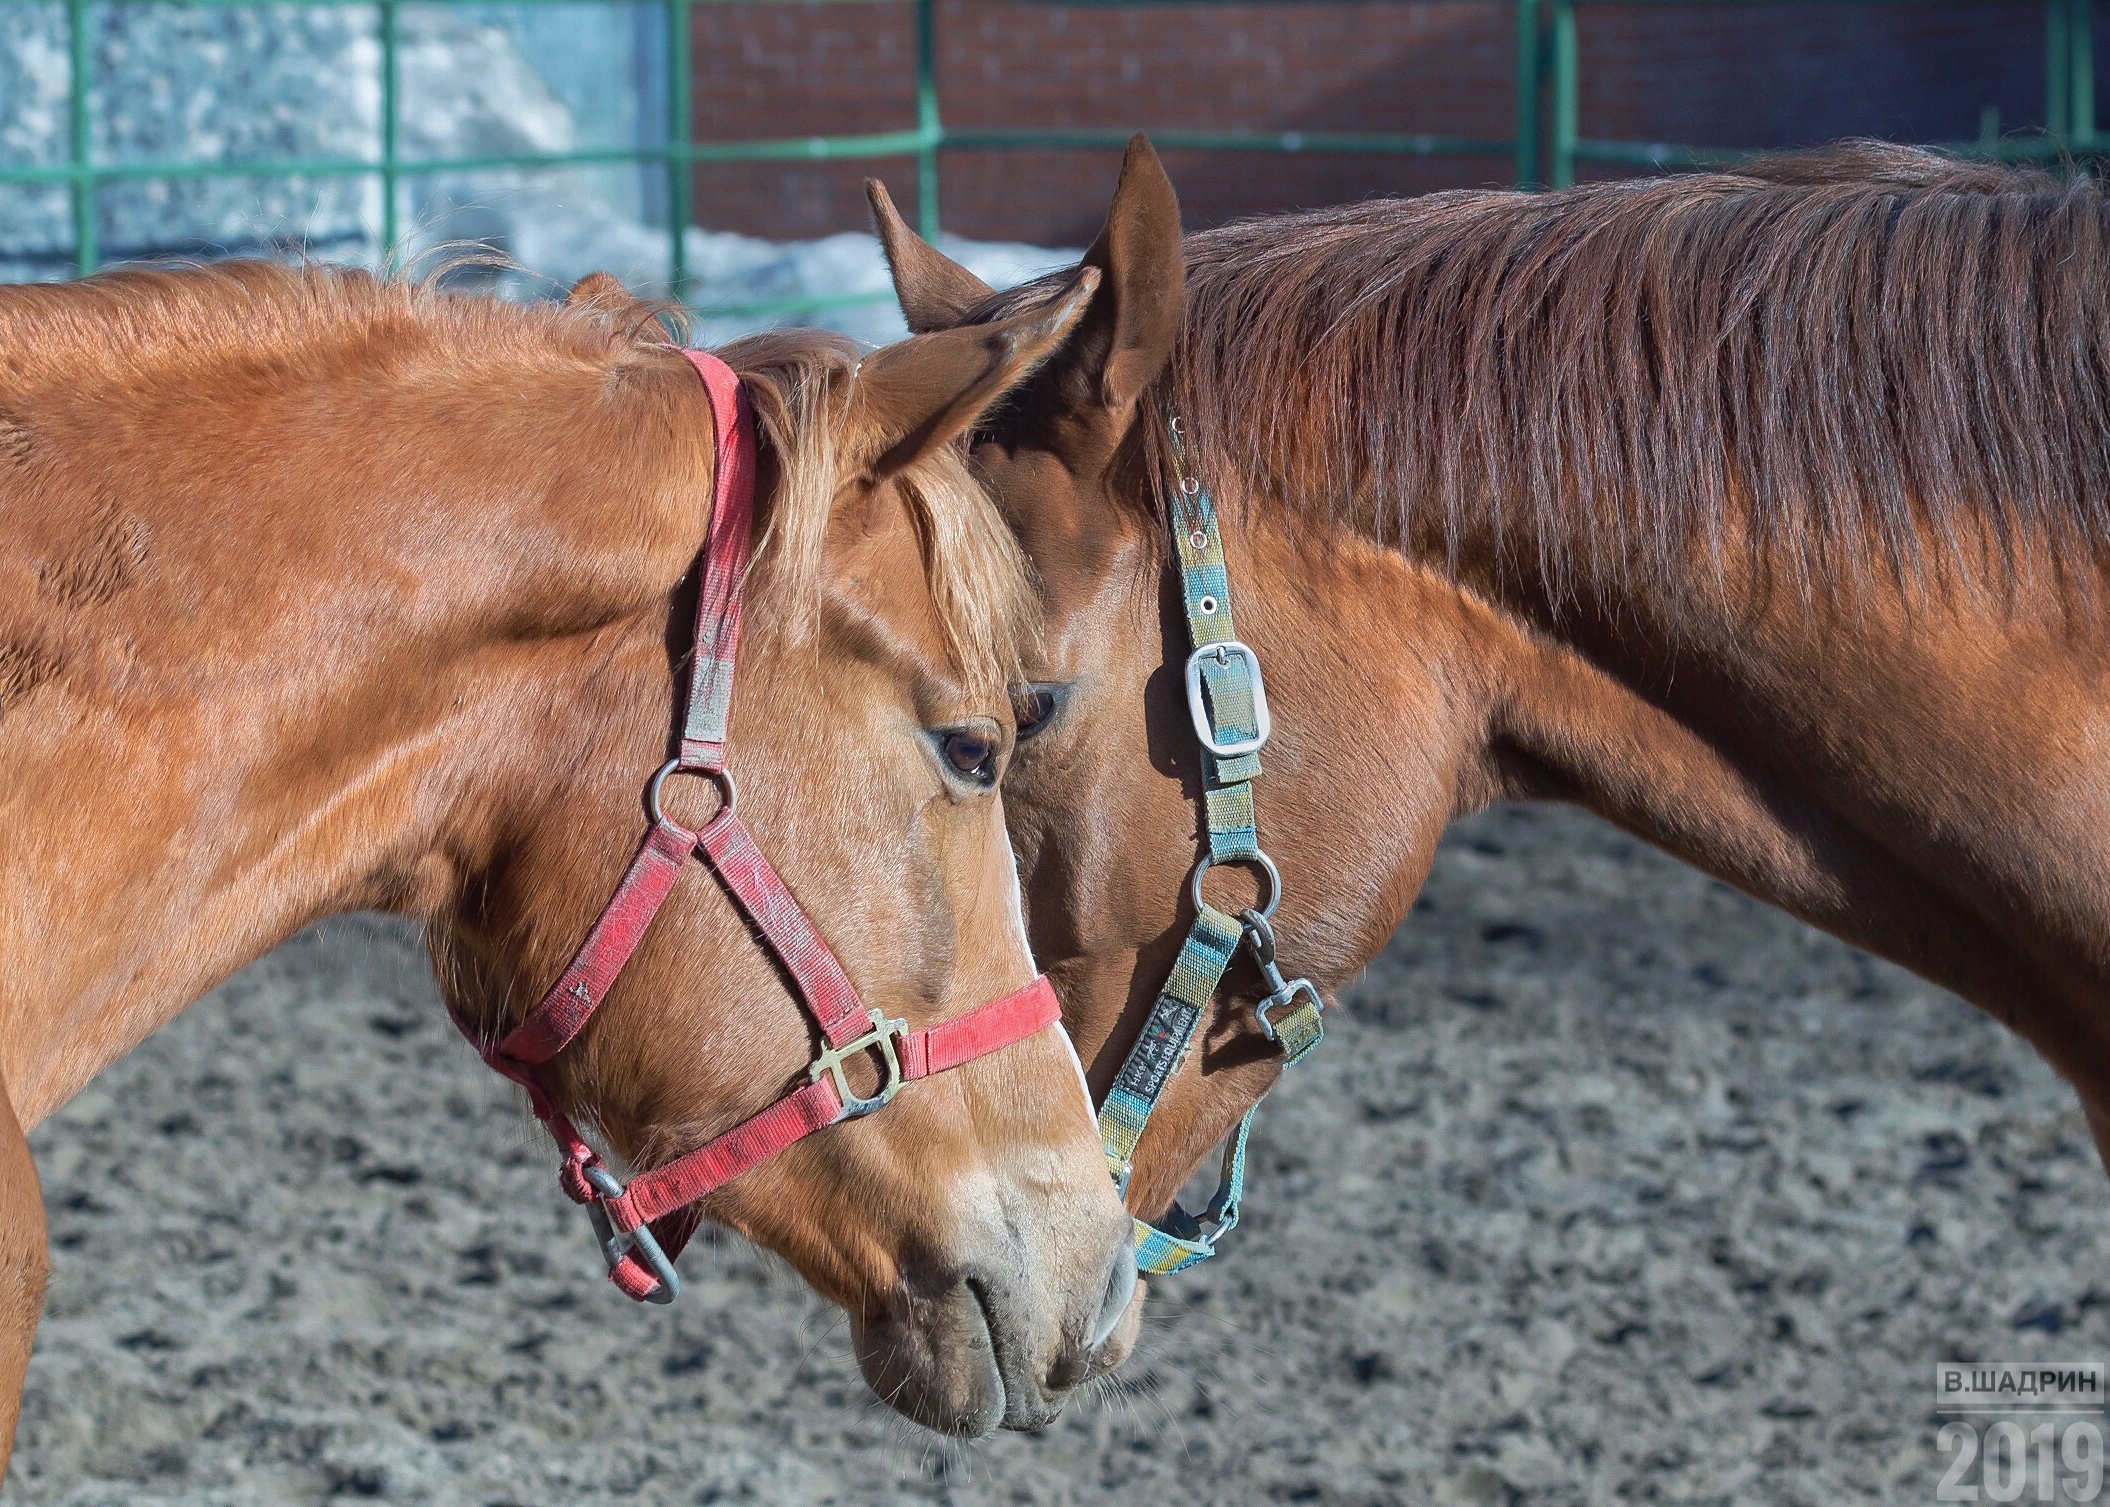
[{"left": 1090, "top": 1246, "right": 1138, "bottom": 1351}]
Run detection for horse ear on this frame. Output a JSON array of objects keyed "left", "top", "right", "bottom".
[
  {"left": 566, "top": 271, "right": 636, "bottom": 313},
  {"left": 866, "top": 180, "right": 995, "bottom": 335},
  {"left": 1074, "top": 134, "right": 1184, "bottom": 419},
  {"left": 868, "top": 135, "right": 1182, "bottom": 441},
  {"left": 854, "top": 267, "right": 1101, "bottom": 479},
  {"left": 565, "top": 271, "right": 677, "bottom": 342}
]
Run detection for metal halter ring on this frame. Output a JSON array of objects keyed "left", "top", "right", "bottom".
[
  {"left": 1188, "top": 848, "right": 1282, "bottom": 923},
  {"left": 581, "top": 1162, "right": 682, "bottom": 1304},
  {"left": 647, "top": 759, "right": 736, "bottom": 829}
]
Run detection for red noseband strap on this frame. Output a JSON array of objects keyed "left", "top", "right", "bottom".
[{"left": 452, "top": 349, "right": 1058, "bottom": 1303}]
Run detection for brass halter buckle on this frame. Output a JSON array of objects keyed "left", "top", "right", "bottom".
[{"left": 811, "top": 1007, "right": 912, "bottom": 1120}]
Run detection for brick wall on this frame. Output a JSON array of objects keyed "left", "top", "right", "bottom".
[
  {"left": 689, "top": 1, "right": 2102, "bottom": 246},
  {"left": 1573, "top": 4, "right": 2053, "bottom": 177}
]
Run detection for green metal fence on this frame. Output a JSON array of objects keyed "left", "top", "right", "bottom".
[{"left": 0, "top": 0, "right": 2100, "bottom": 318}]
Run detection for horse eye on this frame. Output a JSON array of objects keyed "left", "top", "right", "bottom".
[
  {"left": 1010, "top": 684, "right": 1060, "bottom": 740},
  {"left": 940, "top": 729, "right": 998, "bottom": 784}
]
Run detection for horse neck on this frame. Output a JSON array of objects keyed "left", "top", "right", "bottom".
[
  {"left": 1219, "top": 465, "right": 2099, "bottom": 1012},
  {"left": 1335, "top": 498, "right": 2110, "bottom": 1079},
  {"left": 0, "top": 329, "right": 707, "bottom": 1126}
]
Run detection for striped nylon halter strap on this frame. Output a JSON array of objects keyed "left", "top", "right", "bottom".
[
  {"left": 1095, "top": 410, "right": 1328, "bottom": 1276},
  {"left": 454, "top": 348, "right": 1061, "bottom": 1305}
]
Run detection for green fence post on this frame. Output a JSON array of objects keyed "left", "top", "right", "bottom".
[
  {"left": 67, "top": 0, "right": 95, "bottom": 276},
  {"left": 668, "top": 0, "right": 693, "bottom": 300},
  {"left": 2071, "top": 0, "right": 2096, "bottom": 144},
  {"left": 1515, "top": 0, "right": 1539, "bottom": 187},
  {"left": 380, "top": 0, "right": 398, "bottom": 266},
  {"left": 916, "top": 0, "right": 941, "bottom": 242},
  {"left": 2048, "top": 0, "right": 2073, "bottom": 140},
  {"left": 1551, "top": 0, "right": 1576, "bottom": 189}
]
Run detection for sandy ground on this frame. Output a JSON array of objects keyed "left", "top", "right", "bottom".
[{"left": 8, "top": 803, "right": 2110, "bottom": 1506}]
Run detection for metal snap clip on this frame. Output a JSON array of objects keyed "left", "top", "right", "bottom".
[
  {"left": 580, "top": 1162, "right": 682, "bottom": 1304},
  {"left": 1239, "top": 909, "right": 1325, "bottom": 1044}
]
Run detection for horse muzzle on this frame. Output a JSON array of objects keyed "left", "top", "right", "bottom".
[{"left": 852, "top": 1222, "right": 1140, "bottom": 1435}]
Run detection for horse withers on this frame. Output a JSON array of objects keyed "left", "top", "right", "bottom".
[
  {"left": 871, "top": 140, "right": 2110, "bottom": 1280},
  {"left": 0, "top": 260, "right": 1137, "bottom": 1462}
]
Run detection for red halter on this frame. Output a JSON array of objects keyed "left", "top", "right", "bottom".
[{"left": 456, "top": 348, "right": 1060, "bottom": 1304}]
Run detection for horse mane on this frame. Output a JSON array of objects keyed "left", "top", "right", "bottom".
[
  {"left": 0, "top": 261, "right": 1032, "bottom": 696},
  {"left": 984, "top": 142, "right": 2110, "bottom": 601},
  {"left": 1164, "top": 141, "right": 2110, "bottom": 600}
]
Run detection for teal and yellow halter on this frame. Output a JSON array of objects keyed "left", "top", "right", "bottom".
[{"left": 1096, "top": 412, "right": 1327, "bottom": 1276}]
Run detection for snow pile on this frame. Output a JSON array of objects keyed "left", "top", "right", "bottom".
[
  {"left": 0, "top": 5, "right": 1073, "bottom": 343},
  {"left": 6, "top": 4, "right": 396, "bottom": 272},
  {"left": 692, "top": 230, "right": 1071, "bottom": 345}
]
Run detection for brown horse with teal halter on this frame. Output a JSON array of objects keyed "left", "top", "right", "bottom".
[{"left": 870, "top": 138, "right": 2110, "bottom": 1306}]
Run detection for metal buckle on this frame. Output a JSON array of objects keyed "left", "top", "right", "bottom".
[
  {"left": 1183, "top": 641, "right": 1271, "bottom": 759},
  {"left": 1239, "top": 910, "right": 1324, "bottom": 1043},
  {"left": 810, "top": 1006, "right": 911, "bottom": 1120},
  {"left": 580, "top": 1163, "right": 681, "bottom": 1304}
]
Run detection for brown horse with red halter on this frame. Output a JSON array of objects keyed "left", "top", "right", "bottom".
[
  {"left": 870, "top": 139, "right": 2110, "bottom": 1302},
  {"left": 457, "top": 343, "right": 1071, "bottom": 1304},
  {"left": 0, "top": 259, "right": 1137, "bottom": 1467}
]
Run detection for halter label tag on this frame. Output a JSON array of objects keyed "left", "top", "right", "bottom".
[{"left": 1113, "top": 998, "right": 1200, "bottom": 1103}]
